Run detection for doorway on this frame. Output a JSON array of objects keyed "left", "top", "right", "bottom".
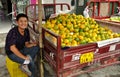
[
  {"left": 1, "top": 0, "right": 12, "bottom": 14},
  {"left": 7, "top": 0, "right": 12, "bottom": 14},
  {"left": 0, "top": 0, "right": 12, "bottom": 21}
]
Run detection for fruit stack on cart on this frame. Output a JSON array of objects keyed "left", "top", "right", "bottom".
[
  {"left": 25, "top": 3, "right": 70, "bottom": 31},
  {"left": 42, "top": 13, "right": 120, "bottom": 77}
]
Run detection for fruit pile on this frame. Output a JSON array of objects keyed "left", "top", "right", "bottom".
[
  {"left": 43, "top": 13, "right": 120, "bottom": 47},
  {"left": 109, "top": 16, "right": 120, "bottom": 22}
]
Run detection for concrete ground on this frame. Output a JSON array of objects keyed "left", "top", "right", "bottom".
[{"left": 0, "top": 52, "right": 9, "bottom": 77}]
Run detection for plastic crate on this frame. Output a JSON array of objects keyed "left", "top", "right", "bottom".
[{"left": 6, "top": 57, "right": 28, "bottom": 77}]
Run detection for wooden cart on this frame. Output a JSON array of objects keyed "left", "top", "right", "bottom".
[{"left": 42, "top": 19, "right": 120, "bottom": 77}]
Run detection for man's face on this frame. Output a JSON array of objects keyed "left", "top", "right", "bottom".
[{"left": 17, "top": 17, "right": 28, "bottom": 29}]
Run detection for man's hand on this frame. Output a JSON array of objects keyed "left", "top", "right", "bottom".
[
  {"left": 25, "top": 41, "right": 39, "bottom": 48},
  {"left": 32, "top": 41, "right": 39, "bottom": 46},
  {"left": 25, "top": 56, "right": 30, "bottom": 60}
]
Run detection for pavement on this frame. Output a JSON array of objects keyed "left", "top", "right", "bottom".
[
  {"left": 0, "top": 48, "right": 10, "bottom": 77},
  {"left": 0, "top": 18, "right": 11, "bottom": 77}
]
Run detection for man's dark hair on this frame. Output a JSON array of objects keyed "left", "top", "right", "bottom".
[{"left": 16, "top": 13, "right": 28, "bottom": 21}]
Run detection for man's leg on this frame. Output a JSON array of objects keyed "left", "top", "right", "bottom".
[
  {"left": 28, "top": 60, "right": 36, "bottom": 77},
  {"left": 23, "top": 46, "right": 39, "bottom": 77},
  {"left": 8, "top": 53, "right": 25, "bottom": 64},
  {"left": 23, "top": 46, "right": 39, "bottom": 59},
  {"left": 8, "top": 53, "right": 32, "bottom": 76}
]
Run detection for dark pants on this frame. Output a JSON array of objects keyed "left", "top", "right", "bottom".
[{"left": 8, "top": 46, "right": 39, "bottom": 77}]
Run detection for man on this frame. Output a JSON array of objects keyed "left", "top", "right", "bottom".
[{"left": 5, "top": 13, "right": 39, "bottom": 77}]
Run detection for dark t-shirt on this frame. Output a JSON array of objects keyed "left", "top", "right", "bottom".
[{"left": 5, "top": 26, "right": 30, "bottom": 55}]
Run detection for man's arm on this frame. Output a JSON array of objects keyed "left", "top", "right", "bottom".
[{"left": 10, "top": 45, "right": 28, "bottom": 60}]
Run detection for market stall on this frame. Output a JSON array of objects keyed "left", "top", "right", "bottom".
[{"left": 27, "top": 0, "right": 120, "bottom": 77}]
